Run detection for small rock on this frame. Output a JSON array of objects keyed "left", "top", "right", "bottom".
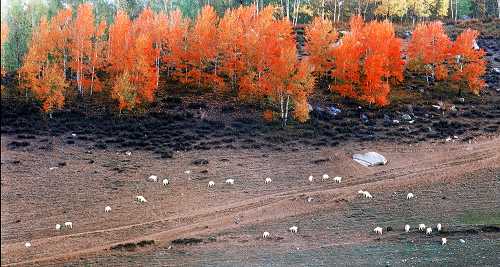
[
  {"left": 192, "top": 159, "right": 209, "bottom": 165},
  {"left": 459, "top": 239, "right": 466, "bottom": 243},
  {"left": 401, "top": 114, "right": 412, "bottom": 121}
]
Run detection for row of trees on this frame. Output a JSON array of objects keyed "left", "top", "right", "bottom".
[
  {"left": 1, "top": 3, "right": 487, "bottom": 124},
  {"left": 1, "top": 0, "right": 497, "bottom": 72},
  {"left": 13, "top": 4, "right": 314, "bottom": 125},
  {"left": 306, "top": 17, "right": 486, "bottom": 107}
]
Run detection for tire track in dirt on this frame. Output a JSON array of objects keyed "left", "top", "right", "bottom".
[{"left": 3, "top": 139, "right": 498, "bottom": 266}]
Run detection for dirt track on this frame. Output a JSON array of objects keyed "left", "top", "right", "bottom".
[{"left": 1, "top": 133, "right": 499, "bottom": 266}]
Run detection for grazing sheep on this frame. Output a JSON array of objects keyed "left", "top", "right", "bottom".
[
  {"left": 125, "top": 151, "right": 132, "bottom": 156},
  {"left": 225, "top": 179, "right": 235, "bottom": 185},
  {"left": 407, "top": 193, "right": 414, "bottom": 199},
  {"left": 307, "top": 197, "right": 314, "bottom": 203},
  {"left": 55, "top": 224, "right": 61, "bottom": 230},
  {"left": 162, "top": 179, "right": 169, "bottom": 186},
  {"left": 265, "top": 177, "right": 272, "bottom": 184},
  {"left": 148, "top": 175, "right": 158, "bottom": 182},
  {"left": 289, "top": 226, "right": 298, "bottom": 233},
  {"left": 262, "top": 231, "right": 270, "bottom": 238},
  {"left": 418, "top": 224, "right": 426, "bottom": 231},
  {"left": 363, "top": 191, "right": 373, "bottom": 198},
  {"left": 426, "top": 227, "right": 432, "bottom": 235},
  {"left": 441, "top": 237, "right": 447, "bottom": 245},
  {"left": 437, "top": 223, "right": 442, "bottom": 232},
  {"left": 308, "top": 175, "right": 314, "bottom": 182},
  {"left": 25, "top": 242, "right": 31, "bottom": 248},
  {"left": 184, "top": 170, "right": 191, "bottom": 175},
  {"left": 64, "top": 222, "right": 73, "bottom": 229},
  {"left": 105, "top": 206, "right": 112, "bottom": 212},
  {"left": 208, "top": 181, "right": 215, "bottom": 187},
  {"left": 405, "top": 224, "right": 410, "bottom": 233},
  {"left": 333, "top": 176, "right": 342, "bottom": 183},
  {"left": 322, "top": 174, "right": 329, "bottom": 180},
  {"left": 71, "top": 133, "right": 77, "bottom": 137},
  {"left": 136, "top": 196, "right": 147, "bottom": 203},
  {"left": 374, "top": 227, "right": 383, "bottom": 235}
]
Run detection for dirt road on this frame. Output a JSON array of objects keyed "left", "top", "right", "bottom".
[{"left": 1, "top": 134, "right": 499, "bottom": 266}]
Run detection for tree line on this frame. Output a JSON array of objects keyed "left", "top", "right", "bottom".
[{"left": 0, "top": 2, "right": 487, "bottom": 125}]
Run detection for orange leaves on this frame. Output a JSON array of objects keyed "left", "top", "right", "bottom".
[
  {"left": 38, "top": 65, "right": 68, "bottom": 113},
  {"left": 305, "top": 17, "right": 338, "bottom": 75},
  {"left": 108, "top": 8, "right": 161, "bottom": 110},
  {"left": 408, "top": 21, "right": 451, "bottom": 81},
  {"left": 71, "top": 3, "right": 95, "bottom": 95},
  {"left": 408, "top": 22, "right": 486, "bottom": 94},
  {"left": 450, "top": 29, "right": 486, "bottom": 94},
  {"left": 330, "top": 16, "right": 403, "bottom": 107}
]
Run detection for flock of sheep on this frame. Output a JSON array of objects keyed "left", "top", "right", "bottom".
[{"left": 23, "top": 167, "right": 455, "bottom": 250}]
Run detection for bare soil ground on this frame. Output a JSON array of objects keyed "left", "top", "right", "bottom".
[{"left": 1, "top": 133, "right": 499, "bottom": 266}]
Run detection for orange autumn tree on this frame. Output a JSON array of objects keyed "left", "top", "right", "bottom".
[
  {"left": 218, "top": 5, "right": 258, "bottom": 93},
  {"left": 305, "top": 17, "right": 338, "bottom": 77},
  {"left": 108, "top": 9, "right": 159, "bottom": 111},
  {"left": 331, "top": 16, "right": 404, "bottom": 106},
  {"left": 21, "top": 17, "right": 68, "bottom": 115},
  {"left": 108, "top": 10, "right": 135, "bottom": 110},
  {"left": 71, "top": 3, "right": 95, "bottom": 95},
  {"left": 88, "top": 20, "right": 107, "bottom": 95},
  {"left": 407, "top": 21, "right": 452, "bottom": 84},
  {"left": 49, "top": 7, "right": 72, "bottom": 80},
  {"left": 131, "top": 8, "right": 159, "bottom": 101},
  {"left": 237, "top": 6, "right": 314, "bottom": 124},
  {"left": 186, "top": 5, "right": 222, "bottom": 89},
  {"left": 450, "top": 29, "right": 486, "bottom": 95},
  {"left": 163, "top": 9, "right": 190, "bottom": 83}
]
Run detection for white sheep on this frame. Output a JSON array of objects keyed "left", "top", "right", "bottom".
[
  {"left": 148, "top": 175, "right": 158, "bottom": 182},
  {"left": 162, "top": 179, "right": 169, "bottom": 186},
  {"left": 437, "top": 223, "right": 442, "bottom": 232},
  {"left": 322, "top": 174, "right": 329, "bottom": 180},
  {"left": 105, "top": 206, "right": 112, "bottom": 212},
  {"left": 405, "top": 224, "right": 410, "bottom": 233},
  {"left": 307, "top": 197, "right": 314, "bottom": 202},
  {"left": 136, "top": 195, "right": 147, "bottom": 203},
  {"left": 289, "top": 226, "right": 298, "bottom": 233},
  {"left": 184, "top": 170, "right": 191, "bottom": 175},
  {"left": 418, "top": 224, "right": 426, "bottom": 231},
  {"left": 208, "top": 181, "right": 215, "bottom": 187},
  {"left": 374, "top": 227, "right": 383, "bottom": 235},
  {"left": 265, "top": 177, "right": 272, "bottom": 184},
  {"left": 333, "top": 176, "right": 342, "bottom": 183},
  {"left": 308, "top": 175, "right": 314, "bottom": 182},
  {"left": 262, "top": 231, "right": 270, "bottom": 238},
  {"left": 407, "top": 193, "right": 414, "bottom": 199},
  {"left": 426, "top": 227, "right": 432, "bottom": 235},
  {"left": 441, "top": 237, "right": 447, "bottom": 245},
  {"left": 125, "top": 151, "right": 132, "bottom": 156},
  {"left": 64, "top": 222, "right": 73, "bottom": 229},
  {"left": 225, "top": 179, "right": 234, "bottom": 185},
  {"left": 25, "top": 242, "right": 31, "bottom": 248},
  {"left": 363, "top": 191, "right": 373, "bottom": 198},
  {"left": 55, "top": 224, "right": 61, "bottom": 230},
  {"left": 459, "top": 239, "right": 465, "bottom": 244}
]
